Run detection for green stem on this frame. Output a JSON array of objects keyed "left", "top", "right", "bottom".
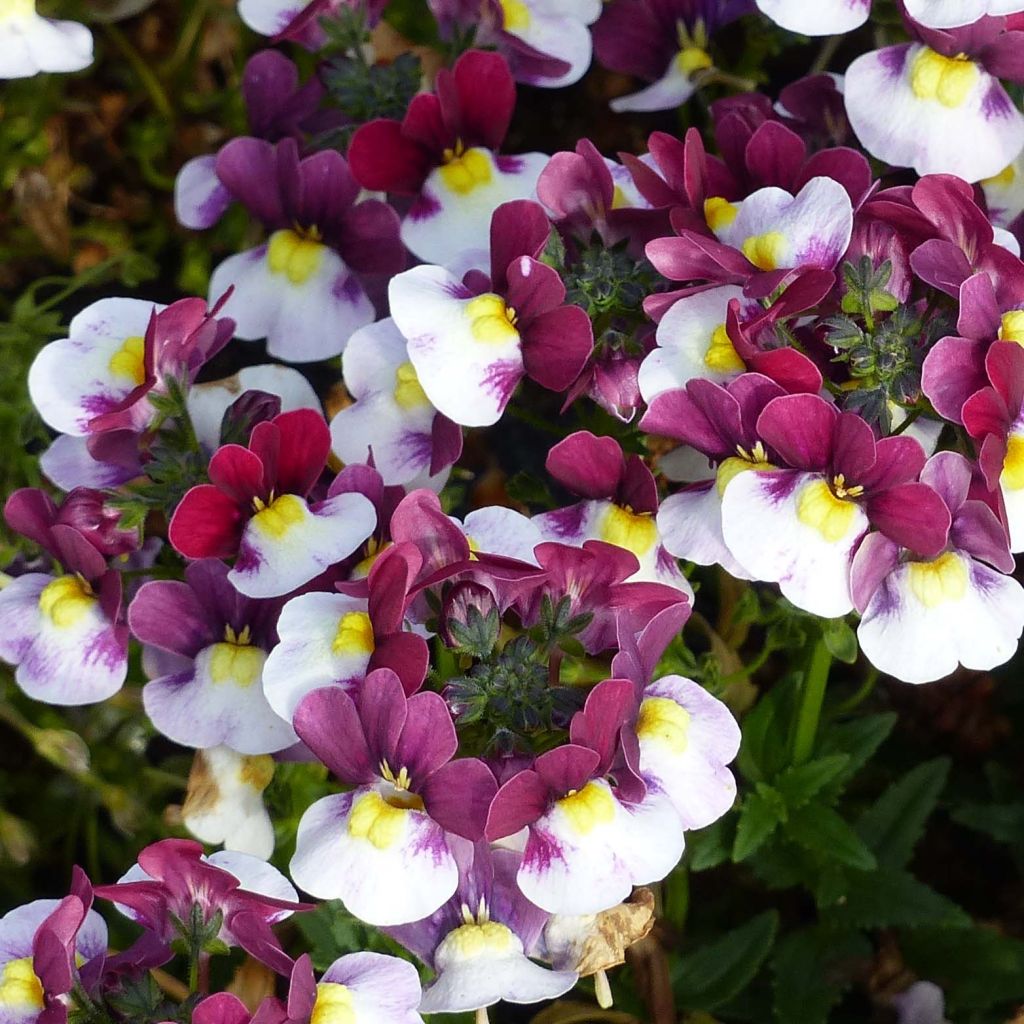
[
  {"left": 836, "top": 666, "right": 878, "bottom": 716},
  {"left": 102, "top": 24, "right": 175, "bottom": 121},
  {"left": 791, "top": 637, "right": 832, "bottom": 765}
]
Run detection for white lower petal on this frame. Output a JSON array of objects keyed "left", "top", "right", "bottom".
[
  {"left": 756, "top": 0, "right": 869, "bottom": 33},
  {"left": 611, "top": 58, "right": 699, "bottom": 114},
  {"left": 505, "top": 8, "right": 593, "bottom": 88},
  {"left": 236, "top": 0, "right": 311, "bottom": 35},
  {"left": 460, "top": 507, "right": 543, "bottom": 563},
  {"left": 658, "top": 484, "right": 754, "bottom": 579},
  {"left": 0, "top": 15, "right": 93, "bottom": 77},
  {"left": 174, "top": 155, "right": 231, "bottom": 230},
  {"left": 40, "top": 434, "right": 139, "bottom": 490}
]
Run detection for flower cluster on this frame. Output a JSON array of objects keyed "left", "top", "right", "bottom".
[{"left": 4, "top": 0, "right": 1024, "bottom": 1019}]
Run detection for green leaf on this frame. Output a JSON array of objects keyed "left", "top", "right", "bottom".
[
  {"left": 822, "top": 618, "right": 858, "bottom": 664},
  {"left": 773, "top": 754, "right": 850, "bottom": 810},
  {"left": 785, "top": 804, "right": 877, "bottom": 871},
  {"left": 687, "top": 816, "right": 735, "bottom": 872},
  {"left": 815, "top": 712, "right": 897, "bottom": 795},
  {"left": 733, "top": 784, "right": 787, "bottom": 862},
  {"left": 856, "top": 757, "right": 950, "bottom": 868},
  {"left": 902, "top": 927, "right": 1024, "bottom": 1011},
  {"left": 951, "top": 800, "right": 1024, "bottom": 845},
  {"left": 772, "top": 927, "right": 872, "bottom": 1024},
  {"left": 737, "top": 678, "right": 797, "bottom": 784},
  {"left": 672, "top": 911, "right": 779, "bottom": 1011},
  {"left": 821, "top": 867, "right": 970, "bottom": 929}
]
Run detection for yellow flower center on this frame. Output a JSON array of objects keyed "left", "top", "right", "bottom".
[
  {"left": 500, "top": 0, "right": 530, "bottom": 30},
  {"left": 909, "top": 48, "right": 978, "bottom": 108},
  {"left": 310, "top": 982, "right": 355, "bottom": 1024},
  {"left": 465, "top": 292, "right": 520, "bottom": 344},
  {"left": 795, "top": 479, "right": 859, "bottom": 543},
  {"left": 267, "top": 229, "right": 325, "bottom": 285},
  {"left": 351, "top": 537, "right": 390, "bottom": 579},
  {"left": 239, "top": 754, "right": 275, "bottom": 791},
  {"left": 208, "top": 638, "right": 265, "bottom": 688},
  {"left": 557, "top": 781, "right": 616, "bottom": 836},
  {"left": 38, "top": 574, "right": 96, "bottom": 629},
  {"left": 715, "top": 442, "right": 772, "bottom": 497},
  {"left": 0, "top": 0, "right": 36, "bottom": 20},
  {"left": 598, "top": 504, "right": 658, "bottom": 558},
  {"left": 347, "top": 789, "right": 421, "bottom": 849},
  {"left": 332, "top": 610, "right": 375, "bottom": 656},
  {"left": 250, "top": 493, "right": 306, "bottom": 539},
  {"left": 441, "top": 920, "right": 516, "bottom": 959},
  {"left": 984, "top": 163, "right": 1017, "bottom": 188},
  {"left": 741, "top": 231, "right": 787, "bottom": 271},
  {"left": 907, "top": 550, "right": 968, "bottom": 608},
  {"left": 392, "top": 360, "right": 430, "bottom": 409},
  {"left": 439, "top": 144, "right": 494, "bottom": 195},
  {"left": 107, "top": 335, "right": 146, "bottom": 386},
  {"left": 676, "top": 45, "right": 713, "bottom": 76},
  {"left": 1001, "top": 433, "right": 1024, "bottom": 490},
  {"left": 704, "top": 323, "right": 746, "bottom": 374},
  {"left": 637, "top": 696, "right": 691, "bottom": 754},
  {"left": 704, "top": 196, "right": 738, "bottom": 232},
  {"left": 998, "top": 311, "right": 1024, "bottom": 346},
  {"left": 0, "top": 958, "right": 44, "bottom": 1010}
]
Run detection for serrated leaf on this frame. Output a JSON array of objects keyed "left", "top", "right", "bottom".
[
  {"left": 733, "top": 784, "right": 787, "bottom": 862},
  {"left": 737, "top": 678, "right": 797, "bottom": 784},
  {"left": 772, "top": 927, "right": 871, "bottom": 1024},
  {"left": 672, "top": 911, "right": 779, "bottom": 1011},
  {"left": 785, "top": 803, "right": 877, "bottom": 871},
  {"left": 951, "top": 800, "right": 1024, "bottom": 845},
  {"left": 773, "top": 754, "right": 850, "bottom": 810},
  {"left": 856, "top": 757, "right": 950, "bottom": 868},
  {"left": 822, "top": 867, "right": 969, "bottom": 929},
  {"left": 815, "top": 712, "right": 897, "bottom": 796}
]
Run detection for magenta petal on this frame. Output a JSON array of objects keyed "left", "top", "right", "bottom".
[
  {"left": 209, "top": 445, "right": 266, "bottom": 505},
  {"left": 506, "top": 256, "right": 565, "bottom": 322},
  {"left": 533, "top": 743, "right": 601, "bottom": 794},
  {"left": 921, "top": 336, "right": 988, "bottom": 424},
  {"left": 48, "top": 523, "right": 107, "bottom": 580},
  {"left": 388, "top": 492, "right": 468, "bottom": 576},
  {"left": 4, "top": 488, "right": 57, "bottom": 552},
  {"left": 864, "top": 435, "right": 927, "bottom": 491},
  {"left": 867, "top": 482, "right": 951, "bottom": 559},
  {"left": 357, "top": 667, "right": 408, "bottom": 766},
  {"left": 369, "top": 632, "right": 429, "bottom": 697},
  {"left": 294, "top": 686, "right": 375, "bottom": 784},
  {"left": 489, "top": 200, "right": 552, "bottom": 291},
  {"left": 569, "top": 678, "right": 636, "bottom": 774},
  {"left": 347, "top": 118, "right": 431, "bottom": 195},
  {"left": 522, "top": 305, "right": 593, "bottom": 392},
  {"left": 546, "top": 432, "right": 623, "bottom": 499},
  {"left": 640, "top": 383, "right": 735, "bottom": 457},
  {"left": 454, "top": 50, "right": 516, "bottom": 152},
  {"left": 755, "top": 394, "right": 836, "bottom": 471},
  {"left": 397, "top": 690, "right": 457, "bottom": 780},
  {"left": 746, "top": 348, "right": 823, "bottom": 395},
  {"left": 229, "top": 911, "right": 296, "bottom": 977},
  {"left": 910, "top": 238, "right": 972, "bottom": 298},
  {"left": 169, "top": 484, "right": 245, "bottom": 559},
  {"left": 265, "top": 409, "right": 330, "bottom": 497},
  {"left": 430, "top": 413, "right": 463, "bottom": 476},
  {"left": 850, "top": 531, "right": 901, "bottom": 614},
  {"left": 216, "top": 137, "right": 287, "bottom": 227},
  {"left": 953, "top": 500, "right": 1015, "bottom": 572},
  {"left": 485, "top": 768, "right": 550, "bottom": 840},
  {"left": 337, "top": 199, "right": 405, "bottom": 275},
  {"left": 832, "top": 412, "right": 878, "bottom": 484},
  {"left": 744, "top": 121, "right": 806, "bottom": 190},
  {"left": 128, "top": 578, "right": 217, "bottom": 657},
  {"left": 367, "top": 542, "right": 422, "bottom": 635},
  {"left": 421, "top": 757, "right": 498, "bottom": 841},
  {"left": 194, "top": 993, "right": 254, "bottom": 1024},
  {"left": 956, "top": 272, "right": 1000, "bottom": 340}
]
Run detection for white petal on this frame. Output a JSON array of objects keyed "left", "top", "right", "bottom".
[
  {"left": 658, "top": 484, "right": 754, "bottom": 579},
  {"left": 721, "top": 470, "right": 866, "bottom": 617},
  {"left": 0, "top": 15, "right": 93, "bottom": 77},
  {"left": 505, "top": 6, "right": 593, "bottom": 88},
  {"left": 903, "top": 0, "right": 990, "bottom": 27},
  {"left": 401, "top": 150, "right": 549, "bottom": 266},
  {"left": 175, "top": 155, "right": 232, "bottom": 230},
  {"left": 460, "top": 507, "right": 543, "bottom": 563},
  {"left": 40, "top": 434, "right": 138, "bottom": 490},
  {"left": 980, "top": 152, "right": 1024, "bottom": 228},
  {"left": 755, "top": 0, "right": 869, "bottom": 34},
  {"left": 236, "top": 0, "right": 311, "bottom": 35},
  {"left": 611, "top": 57, "right": 699, "bottom": 114}
]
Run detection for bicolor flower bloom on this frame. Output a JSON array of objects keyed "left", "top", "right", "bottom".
[
  {"left": 347, "top": 50, "right": 548, "bottom": 266},
  {"left": 845, "top": 18, "right": 1024, "bottom": 182},
  {"left": 389, "top": 200, "right": 593, "bottom": 427},
  {"left": 962, "top": 340, "right": 1024, "bottom": 550},
  {"left": 533, "top": 431, "right": 692, "bottom": 596},
  {"left": 205, "top": 137, "right": 404, "bottom": 362},
  {"left": 0, "top": 489, "right": 130, "bottom": 705},
  {"left": 130, "top": 559, "right": 294, "bottom": 754},
  {"left": 182, "top": 747, "right": 276, "bottom": 860},
  {"left": 169, "top": 409, "right": 377, "bottom": 599},
  {"left": 0, "top": 869, "right": 107, "bottom": 1024},
  {"left": 330, "top": 318, "right": 462, "bottom": 489},
  {"left": 852, "top": 451, "right": 1024, "bottom": 683},
  {"left": 263, "top": 952, "right": 424, "bottom": 1024},
  {"left": 594, "top": 0, "right": 752, "bottom": 112},
  {"left": 485, "top": 679, "right": 682, "bottom": 915},
  {"left": 289, "top": 670, "right": 497, "bottom": 925},
  {"left": 0, "top": 1, "right": 92, "bottom": 79},
  {"left": 385, "top": 843, "right": 577, "bottom": 1019},
  {"left": 96, "top": 839, "right": 305, "bottom": 971},
  {"left": 262, "top": 542, "right": 429, "bottom": 722},
  {"left": 175, "top": 50, "right": 325, "bottom": 230},
  {"left": 721, "top": 394, "right": 950, "bottom": 617}
]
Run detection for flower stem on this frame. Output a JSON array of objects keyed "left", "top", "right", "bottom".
[{"left": 791, "top": 637, "right": 832, "bottom": 765}]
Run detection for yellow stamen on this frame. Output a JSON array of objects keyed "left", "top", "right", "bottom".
[
  {"left": 347, "top": 790, "right": 418, "bottom": 849},
  {"left": 499, "top": 0, "right": 530, "bottom": 30},
  {"left": 208, "top": 642, "right": 265, "bottom": 688},
  {"left": 676, "top": 46, "right": 713, "bottom": 77},
  {"left": 439, "top": 146, "right": 494, "bottom": 195},
  {"left": 465, "top": 293, "right": 519, "bottom": 344}
]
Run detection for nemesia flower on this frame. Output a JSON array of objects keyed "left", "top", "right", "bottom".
[
  {"left": 533, "top": 431, "right": 692, "bottom": 595},
  {"left": 289, "top": 669, "right": 497, "bottom": 925},
  {"left": 390, "top": 200, "right": 593, "bottom": 427},
  {"left": 852, "top": 451, "right": 1024, "bottom": 683},
  {"left": 844, "top": 15, "right": 1024, "bottom": 182},
  {"left": 175, "top": 50, "right": 325, "bottom": 230},
  {"left": 720, "top": 393, "right": 950, "bottom": 617},
  {"left": 206, "top": 137, "right": 404, "bottom": 362},
  {"left": 237, "top": 0, "right": 386, "bottom": 48},
  {"left": 385, "top": 843, "right": 578, "bottom": 1018},
  {"left": 95, "top": 839, "right": 305, "bottom": 972},
  {"left": 347, "top": 50, "right": 548, "bottom": 265},
  {"left": 330, "top": 318, "right": 462, "bottom": 489},
  {"left": 0, "top": 488, "right": 131, "bottom": 705},
  {"left": 0, "top": 869, "right": 106, "bottom": 1024},
  {"left": 593, "top": 0, "right": 752, "bottom": 112},
  {"left": 485, "top": 679, "right": 682, "bottom": 915},
  {"left": 182, "top": 747, "right": 276, "bottom": 860},
  {"left": 962, "top": 340, "right": 1024, "bottom": 550},
  {"left": 0, "top": 1, "right": 92, "bottom": 79},
  {"left": 169, "top": 409, "right": 377, "bottom": 599},
  {"left": 129, "top": 559, "right": 294, "bottom": 754},
  {"left": 262, "top": 541, "right": 429, "bottom": 722}
]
